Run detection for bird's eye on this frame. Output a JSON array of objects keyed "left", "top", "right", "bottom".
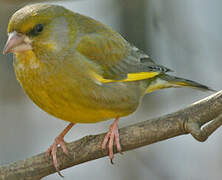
[
  {"left": 28, "top": 24, "right": 44, "bottom": 36},
  {"left": 35, "top": 24, "right": 44, "bottom": 33}
]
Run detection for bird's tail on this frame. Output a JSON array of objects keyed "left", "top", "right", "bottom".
[{"left": 145, "top": 74, "right": 215, "bottom": 94}]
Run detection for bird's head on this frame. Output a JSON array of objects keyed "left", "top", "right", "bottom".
[{"left": 3, "top": 4, "right": 77, "bottom": 58}]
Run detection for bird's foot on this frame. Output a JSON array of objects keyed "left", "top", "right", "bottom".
[
  {"left": 45, "top": 136, "right": 69, "bottom": 177},
  {"left": 102, "top": 117, "right": 121, "bottom": 163},
  {"left": 45, "top": 123, "right": 74, "bottom": 176}
]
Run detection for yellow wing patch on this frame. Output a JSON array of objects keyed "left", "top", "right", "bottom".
[{"left": 90, "top": 71, "right": 159, "bottom": 84}]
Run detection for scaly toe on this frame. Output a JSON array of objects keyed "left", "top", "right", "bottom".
[
  {"left": 45, "top": 137, "right": 70, "bottom": 177},
  {"left": 102, "top": 117, "right": 121, "bottom": 163},
  {"left": 59, "top": 140, "right": 70, "bottom": 157},
  {"left": 102, "top": 132, "right": 111, "bottom": 150}
]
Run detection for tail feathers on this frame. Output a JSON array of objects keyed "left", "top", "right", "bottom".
[{"left": 145, "top": 74, "right": 216, "bottom": 94}]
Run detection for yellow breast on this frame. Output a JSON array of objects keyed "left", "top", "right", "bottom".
[{"left": 13, "top": 51, "right": 139, "bottom": 123}]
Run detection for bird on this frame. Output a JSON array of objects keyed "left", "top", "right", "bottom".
[{"left": 3, "top": 3, "right": 214, "bottom": 174}]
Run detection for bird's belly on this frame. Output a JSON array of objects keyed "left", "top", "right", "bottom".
[
  {"left": 15, "top": 69, "right": 141, "bottom": 123},
  {"left": 24, "top": 84, "right": 140, "bottom": 123}
]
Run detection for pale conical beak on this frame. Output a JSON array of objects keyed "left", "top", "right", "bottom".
[{"left": 3, "top": 31, "right": 32, "bottom": 54}]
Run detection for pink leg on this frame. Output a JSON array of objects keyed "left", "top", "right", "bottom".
[
  {"left": 102, "top": 117, "right": 121, "bottom": 163},
  {"left": 46, "top": 123, "right": 74, "bottom": 176}
]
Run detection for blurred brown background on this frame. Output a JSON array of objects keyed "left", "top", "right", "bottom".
[{"left": 0, "top": 0, "right": 222, "bottom": 179}]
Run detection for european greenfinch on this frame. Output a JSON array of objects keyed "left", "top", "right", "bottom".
[{"left": 3, "top": 4, "right": 213, "bottom": 174}]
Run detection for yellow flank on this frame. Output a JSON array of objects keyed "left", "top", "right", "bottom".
[{"left": 91, "top": 71, "right": 159, "bottom": 84}]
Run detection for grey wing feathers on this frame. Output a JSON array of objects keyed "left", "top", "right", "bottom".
[
  {"left": 104, "top": 44, "right": 172, "bottom": 80},
  {"left": 130, "top": 45, "right": 173, "bottom": 72}
]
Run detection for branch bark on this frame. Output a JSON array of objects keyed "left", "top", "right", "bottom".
[{"left": 1, "top": 91, "right": 222, "bottom": 180}]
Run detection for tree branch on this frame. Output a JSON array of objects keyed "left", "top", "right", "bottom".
[{"left": 1, "top": 91, "right": 222, "bottom": 180}]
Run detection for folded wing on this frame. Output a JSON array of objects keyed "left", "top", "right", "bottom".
[{"left": 76, "top": 33, "right": 171, "bottom": 83}]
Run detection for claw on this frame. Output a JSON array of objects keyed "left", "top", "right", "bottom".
[
  {"left": 45, "top": 123, "right": 74, "bottom": 176},
  {"left": 102, "top": 117, "right": 121, "bottom": 163},
  {"left": 45, "top": 137, "right": 68, "bottom": 176}
]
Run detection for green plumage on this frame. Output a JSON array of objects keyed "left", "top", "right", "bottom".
[{"left": 6, "top": 4, "right": 214, "bottom": 124}]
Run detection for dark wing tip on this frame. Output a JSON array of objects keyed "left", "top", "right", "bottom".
[{"left": 148, "top": 65, "right": 174, "bottom": 73}]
